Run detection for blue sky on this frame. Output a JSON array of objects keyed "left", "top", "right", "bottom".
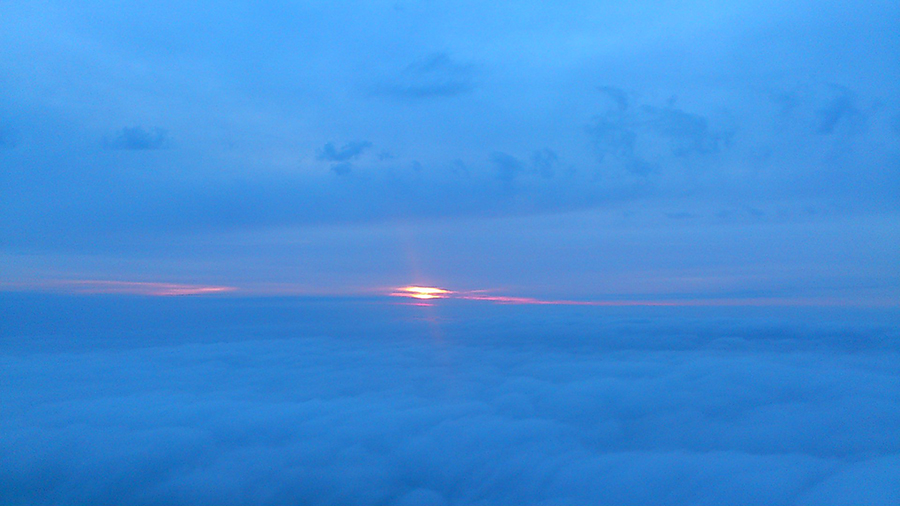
[{"left": 1, "top": 0, "right": 898, "bottom": 301}]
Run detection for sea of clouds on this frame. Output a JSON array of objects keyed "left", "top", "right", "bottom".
[{"left": 1, "top": 295, "right": 898, "bottom": 505}]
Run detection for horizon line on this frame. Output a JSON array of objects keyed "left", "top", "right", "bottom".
[{"left": 0, "top": 279, "right": 897, "bottom": 308}]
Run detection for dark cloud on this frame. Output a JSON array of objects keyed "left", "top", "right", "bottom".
[
  {"left": 2, "top": 79, "right": 895, "bottom": 253},
  {"left": 380, "top": 53, "right": 475, "bottom": 99},
  {"left": 106, "top": 126, "right": 168, "bottom": 150},
  {"left": 531, "top": 148, "right": 559, "bottom": 178},
  {"left": 625, "top": 157, "right": 657, "bottom": 176},
  {"left": 451, "top": 159, "right": 470, "bottom": 176},
  {"left": 816, "top": 89, "right": 861, "bottom": 135},
  {"left": 2, "top": 295, "right": 898, "bottom": 505},
  {"left": 0, "top": 153, "right": 645, "bottom": 251},
  {"left": 330, "top": 162, "right": 353, "bottom": 175},
  {"left": 491, "top": 151, "right": 526, "bottom": 182},
  {"left": 317, "top": 141, "right": 372, "bottom": 162},
  {"left": 597, "top": 86, "right": 629, "bottom": 111},
  {"left": 586, "top": 95, "right": 732, "bottom": 176},
  {"left": 406, "top": 52, "right": 464, "bottom": 74},
  {"left": 586, "top": 110, "right": 655, "bottom": 176},
  {"left": 586, "top": 114, "right": 637, "bottom": 162},
  {"left": 642, "top": 105, "right": 725, "bottom": 156},
  {"left": 489, "top": 149, "right": 566, "bottom": 183}
]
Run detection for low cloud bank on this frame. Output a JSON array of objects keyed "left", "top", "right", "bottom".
[{"left": 1, "top": 297, "right": 898, "bottom": 505}]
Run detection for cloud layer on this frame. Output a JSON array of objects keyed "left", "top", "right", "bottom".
[{"left": 2, "top": 295, "right": 898, "bottom": 505}]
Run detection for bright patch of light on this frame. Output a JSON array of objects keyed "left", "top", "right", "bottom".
[{"left": 391, "top": 286, "right": 452, "bottom": 300}]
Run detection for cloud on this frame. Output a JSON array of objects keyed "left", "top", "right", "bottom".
[
  {"left": 330, "top": 162, "right": 353, "bottom": 175},
  {"left": 317, "top": 141, "right": 372, "bottom": 162},
  {"left": 642, "top": 104, "right": 727, "bottom": 156},
  {"left": 379, "top": 53, "right": 475, "bottom": 99},
  {"left": 490, "top": 149, "right": 561, "bottom": 182},
  {"left": 490, "top": 151, "right": 526, "bottom": 182},
  {"left": 1, "top": 296, "right": 898, "bottom": 505},
  {"left": 816, "top": 88, "right": 862, "bottom": 135},
  {"left": 106, "top": 126, "right": 168, "bottom": 150},
  {"left": 2, "top": 279, "right": 236, "bottom": 296},
  {"left": 586, "top": 92, "right": 736, "bottom": 177},
  {"left": 586, "top": 109, "right": 647, "bottom": 174},
  {"left": 531, "top": 149, "right": 559, "bottom": 179},
  {"left": 597, "top": 86, "right": 629, "bottom": 111}
]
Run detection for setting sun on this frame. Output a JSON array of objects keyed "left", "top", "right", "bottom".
[{"left": 391, "top": 286, "right": 452, "bottom": 300}]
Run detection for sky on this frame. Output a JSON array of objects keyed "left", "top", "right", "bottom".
[
  {"left": 1, "top": 0, "right": 898, "bottom": 302},
  {"left": 2, "top": 3, "right": 900, "bottom": 504}
]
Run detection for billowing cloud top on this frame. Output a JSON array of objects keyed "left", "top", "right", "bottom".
[{"left": 2, "top": 296, "right": 899, "bottom": 505}]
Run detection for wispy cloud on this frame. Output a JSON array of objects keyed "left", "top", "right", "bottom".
[
  {"left": 386, "top": 286, "right": 896, "bottom": 308},
  {"left": 105, "top": 126, "right": 169, "bottom": 150},
  {"left": 2, "top": 280, "right": 236, "bottom": 296},
  {"left": 378, "top": 52, "right": 476, "bottom": 98},
  {"left": 317, "top": 141, "right": 372, "bottom": 162}
]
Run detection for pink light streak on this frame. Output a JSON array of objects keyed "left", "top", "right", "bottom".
[
  {"left": 387, "top": 286, "right": 875, "bottom": 307},
  {"left": 3, "top": 280, "right": 237, "bottom": 296}
]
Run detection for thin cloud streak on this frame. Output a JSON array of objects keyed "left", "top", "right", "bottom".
[
  {"left": 2, "top": 281, "right": 894, "bottom": 307},
  {"left": 1, "top": 280, "right": 237, "bottom": 296},
  {"left": 388, "top": 286, "right": 897, "bottom": 308}
]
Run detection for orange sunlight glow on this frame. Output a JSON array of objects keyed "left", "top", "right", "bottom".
[{"left": 391, "top": 286, "right": 453, "bottom": 300}]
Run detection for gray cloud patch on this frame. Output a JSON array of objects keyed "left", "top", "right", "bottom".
[
  {"left": 490, "top": 149, "right": 561, "bottom": 182},
  {"left": 531, "top": 149, "right": 559, "bottom": 178},
  {"left": 597, "top": 86, "right": 629, "bottom": 111},
  {"left": 642, "top": 105, "right": 727, "bottom": 156},
  {"left": 330, "top": 162, "right": 353, "bottom": 175},
  {"left": 587, "top": 92, "right": 732, "bottom": 176},
  {"left": 816, "top": 89, "right": 861, "bottom": 135},
  {"left": 491, "top": 151, "right": 526, "bottom": 182},
  {"left": 587, "top": 115, "right": 637, "bottom": 161},
  {"left": 380, "top": 53, "right": 475, "bottom": 99},
  {"left": 317, "top": 141, "right": 372, "bottom": 162},
  {"left": 106, "top": 126, "right": 168, "bottom": 150},
  {"left": 586, "top": 110, "right": 648, "bottom": 175}
]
